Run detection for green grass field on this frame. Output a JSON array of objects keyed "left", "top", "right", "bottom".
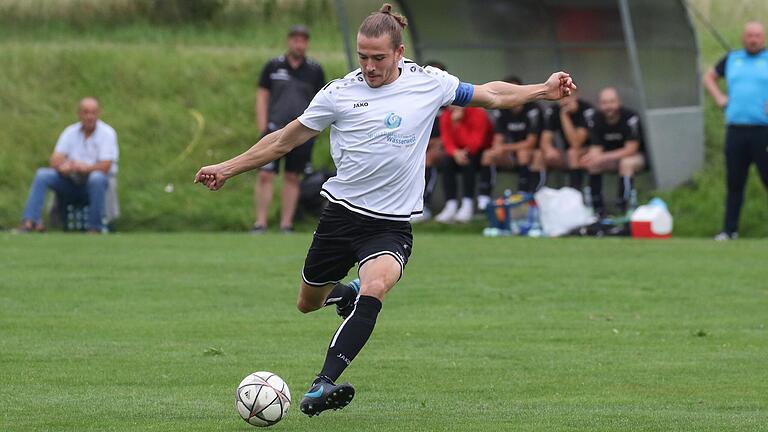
[{"left": 2, "top": 233, "right": 767, "bottom": 431}]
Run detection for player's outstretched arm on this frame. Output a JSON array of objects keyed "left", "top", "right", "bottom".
[
  {"left": 469, "top": 72, "right": 576, "bottom": 110},
  {"left": 194, "top": 119, "right": 319, "bottom": 191}
]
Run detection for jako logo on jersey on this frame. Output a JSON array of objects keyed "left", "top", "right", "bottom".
[
  {"left": 353, "top": 101, "right": 368, "bottom": 108},
  {"left": 384, "top": 112, "right": 402, "bottom": 129}
]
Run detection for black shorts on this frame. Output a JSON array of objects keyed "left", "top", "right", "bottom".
[
  {"left": 260, "top": 129, "right": 315, "bottom": 174},
  {"left": 301, "top": 203, "right": 413, "bottom": 287}
]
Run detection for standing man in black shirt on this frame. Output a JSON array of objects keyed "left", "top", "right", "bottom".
[
  {"left": 582, "top": 87, "right": 645, "bottom": 214},
  {"left": 481, "top": 76, "right": 542, "bottom": 196},
  {"left": 536, "top": 90, "right": 592, "bottom": 189},
  {"left": 254, "top": 25, "right": 325, "bottom": 233}
]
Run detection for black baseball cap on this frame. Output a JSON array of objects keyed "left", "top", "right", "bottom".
[{"left": 288, "top": 24, "right": 310, "bottom": 38}]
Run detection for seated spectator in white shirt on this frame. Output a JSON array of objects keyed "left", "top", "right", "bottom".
[{"left": 19, "top": 97, "right": 118, "bottom": 233}]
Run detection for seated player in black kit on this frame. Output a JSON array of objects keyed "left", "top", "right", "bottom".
[
  {"left": 581, "top": 87, "right": 646, "bottom": 214},
  {"left": 481, "top": 76, "right": 542, "bottom": 195},
  {"left": 535, "top": 89, "right": 592, "bottom": 190}
]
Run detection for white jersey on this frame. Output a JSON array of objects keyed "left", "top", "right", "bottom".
[{"left": 298, "top": 58, "right": 463, "bottom": 221}]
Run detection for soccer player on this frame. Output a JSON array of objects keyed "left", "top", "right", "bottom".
[
  {"left": 536, "top": 90, "right": 592, "bottom": 189},
  {"left": 195, "top": 3, "right": 576, "bottom": 417},
  {"left": 703, "top": 21, "right": 768, "bottom": 240},
  {"left": 581, "top": 87, "right": 645, "bottom": 215},
  {"left": 480, "top": 76, "right": 542, "bottom": 195}
]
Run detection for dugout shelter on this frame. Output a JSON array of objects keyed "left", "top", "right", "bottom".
[{"left": 334, "top": 0, "right": 703, "bottom": 190}]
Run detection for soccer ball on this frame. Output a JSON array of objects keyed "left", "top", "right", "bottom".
[{"left": 235, "top": 371, "right": 291, "bottom": 427}]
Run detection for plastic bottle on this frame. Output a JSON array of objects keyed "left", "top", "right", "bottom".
[{"left": 583, "top": 186, "right": 593, "bottom": 215}]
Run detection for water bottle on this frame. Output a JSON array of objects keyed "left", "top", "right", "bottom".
[
  {"left": 629, "top": 189, "right": 638, "bottom": 213},
  {"left": 527, "top": 201, "right": 543, "bottom": 237}
]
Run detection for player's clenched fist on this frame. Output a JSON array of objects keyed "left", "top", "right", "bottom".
[
  {"left": 544, "top": 71, "right": 577, "bottom": 100},
  {"left": 194, "top": 164, "right": 228, "bottom": 191}
]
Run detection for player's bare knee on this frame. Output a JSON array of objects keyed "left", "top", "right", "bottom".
[
  {"left": 259, "top": 170, "right": 274, "bottom": 183},
  {"left": 284, "top": 172, "right": 300, "bottom": 184},
  {"left": 618, "top": 158, "right": 636, "bottom": 177},
  {"left": 296, "top": 298, "right": 320, "bottom": 314},
  {"left": 545, "top": 154, "right": 558, "bottom": 166},
  {"left": 359, "top": 279, "right": 388, "bottom": 301}
]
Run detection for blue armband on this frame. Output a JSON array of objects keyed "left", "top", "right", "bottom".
[{"left": 452, "top": 82, "right": 474, "bottom": 107}]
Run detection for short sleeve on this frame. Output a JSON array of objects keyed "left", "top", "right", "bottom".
[
  {"left": 98, "top": 129, "right": 119, "bottom": 162},
  {"left": 297, "top": 86, "right": 336, "bottom": 131},
  {"left": 626, "top": 114, "right": 642, "bottom": 141},
  {"left": 425, "top": 66, "right": 460, "bottom": 106},
  {"left": 714, "top": 54, "right": 728, "bottom": 77},
  {"left": 542, "top": 106, "right": 557, "bottom": 131},
  {"left": 584, "top": 108, "right": 602, "bottom": 145},
  {"left": 572, "top": 105, "right": 589, "bottom": 129},
  {"left": 493, "top": 111, "right": 508, "bottom": 134},
  {"left": 527, "top": 106, "right": 542, "bottom": 134},
  {"left": 315, "top": 65, "right": 326, "bottom": 93},
  {"left": 53, "top": 127, "right": 73, "bottom": 155},
  {"left": 258, "top": 61, "right": 273, "bottom": 90}
]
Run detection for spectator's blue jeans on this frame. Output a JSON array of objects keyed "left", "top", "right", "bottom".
[{"left": 22, "top": 168, "right": 108, "bottom": 230}]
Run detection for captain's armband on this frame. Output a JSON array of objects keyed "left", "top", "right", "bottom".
[{"left": 452, "top": 82, "right": 474, "bottom": 107}]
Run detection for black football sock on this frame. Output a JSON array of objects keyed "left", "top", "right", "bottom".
[
  {"left": 569, "top": 169, "right": 585, "bottom": 189},
  {"left": 531, "top": 170, "right": 543, "bottom": 191},
  {"left": 323, "top": 281, "right": 357, "bottom": 308},
  {"left": 518, "top": 166, "right": 531, "bottom": 192},
  {"left": 589, "top": 174, "right": 604, "bottom": 214},
  {"left": 616, "top": 176, "right": 634, "bottom": 213},
  {"left": 319, "top": 295, "right": 382, "bottom": 382}
]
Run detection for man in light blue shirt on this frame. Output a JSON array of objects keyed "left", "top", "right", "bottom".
[
  {"left": 703, "top": 22, "right": 768, "bottom": 240},
  {"left": 19, "top": 97, "right": 118, "bottom": 233}
]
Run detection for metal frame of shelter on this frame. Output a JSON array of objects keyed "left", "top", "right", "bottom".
[{"left": 333, "top": 0, "right": 704, "bottom": 190}]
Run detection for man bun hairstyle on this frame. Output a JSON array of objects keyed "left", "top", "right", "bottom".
[{"left": 359, "top": 3, "right": 408, "bottom": 49}]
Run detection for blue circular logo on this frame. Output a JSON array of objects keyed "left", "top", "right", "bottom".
[{"left": 384, "top": 112, "right": 402, "bottom": 129}]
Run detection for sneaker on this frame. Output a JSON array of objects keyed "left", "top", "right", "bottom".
[
  {"left": 410, "top": 207, "right": 432, "bottom": 223},
  {"left": 454, "top": 198, "right": 474, "bottom": 223},
  {"left": 714, "top": 231, "right": 738, "bottom": 241},
  {"left": 299, "top": 376, "right": 355, "bottom": 417},
  {"left": 250, "top": 224, "right": 266, "bottom": 234},
  {"left": 477, "top": 195, "right": 491, "bottom": 211},
  {"left": 435, "top": 200, "right": 458, "bottom": 223},
  {"left": 280, "top": 225, "right": 294, "bottom": 234},
  {"left": 334, "top": 279, "right": 360, "bottom": 319}
]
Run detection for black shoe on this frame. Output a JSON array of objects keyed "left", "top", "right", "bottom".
[
  {"left": 280, "top": 225, "right": 294, "bottom": 234},
  {"left": 250, "top": 224, "right": 266, "bottom": 234},
  {"left": 335, "top": 279, "right": 360, "bottom": 319},
  {"left": 299, "top": 376, "right": 355, "bottom": 417}
]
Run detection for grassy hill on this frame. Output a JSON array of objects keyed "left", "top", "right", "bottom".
[
  {"left": 0, "top": 0, "right": 766, "bottom": 236},
  {"left": 0, "top": 1, "right": 347, "bottom": 231}
]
